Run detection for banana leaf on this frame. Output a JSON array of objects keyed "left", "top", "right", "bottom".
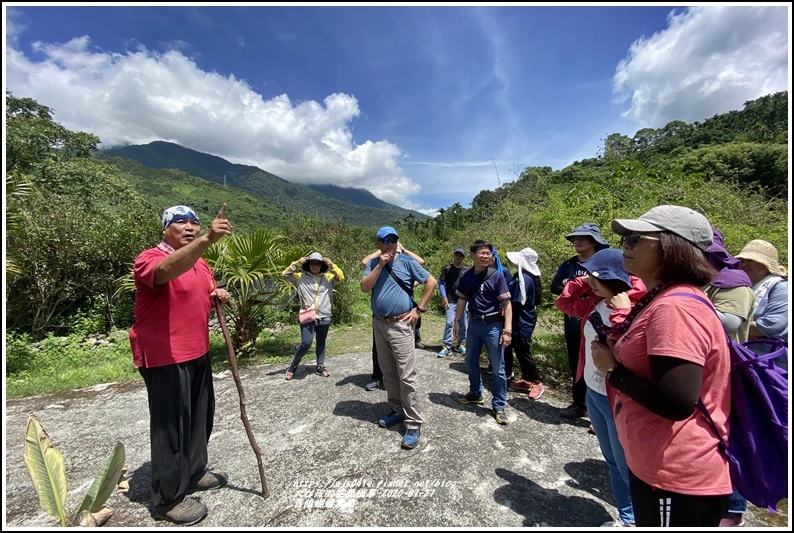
[
  {"left": 75, "top": 441, "right": 126, "bottom": 516},
  {"left": 24, "top": 414, "right": 68, "bottom": 526}
]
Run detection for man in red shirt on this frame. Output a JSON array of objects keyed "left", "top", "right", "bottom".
[{"left": 130, "top": 204, "right": 232, "bottom": 525}]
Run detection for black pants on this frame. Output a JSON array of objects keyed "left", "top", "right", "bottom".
[
  {"left": 564, "top": 317, "right": 586, "bottom": 407},
  {"left": 629, "top": 470, "right": 728, "bottom": 526},
  {"left": 371, "top": 330, "right": 383, "bottom": 381},
  {"left": 139, "top": 353, "right": 215, "bottom": 506},
  {"left": 504, "top": 333, "right": 541, "bottom": 382}
]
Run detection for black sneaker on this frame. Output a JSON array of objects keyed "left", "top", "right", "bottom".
[
  {"left": 492, "top": 408, "right": 509, "bottom": 425},
  {"left": 560, "top": 403, "right": 588, "bottom": 419},
  {"left": 455, "top": 392, "right": 484, "bottom": 405}
]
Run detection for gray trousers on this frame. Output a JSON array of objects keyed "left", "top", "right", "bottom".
[{"left": 373, "top": 319, "right": 424, "bottom": 429}]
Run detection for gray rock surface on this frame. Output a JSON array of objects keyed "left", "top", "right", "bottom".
[{"left": 4, "top": 348, "right": 784, "bottom": 528}]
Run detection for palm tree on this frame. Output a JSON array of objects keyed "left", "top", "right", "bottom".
[
  {"left": 204, "top": 228, "right": 303, "bottom": 356},
  {"left": 5, "top": 170, "right": 37, "bottom": 279}
]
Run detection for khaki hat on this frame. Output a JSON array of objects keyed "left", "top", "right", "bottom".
[{"left": 735, "top": 240, "right": 787, "bottom": 277}]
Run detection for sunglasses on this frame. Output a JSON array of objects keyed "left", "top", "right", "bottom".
[
  {"left": 620, "top": 233, "right": 661, "bottom": 247},
  {"left": 379, "top": 236, "right": 399, "bottom": 244}
]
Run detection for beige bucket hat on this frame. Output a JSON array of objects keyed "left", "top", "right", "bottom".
[{"left": 735, "top": 240, "right": 787, "bottom": 277}]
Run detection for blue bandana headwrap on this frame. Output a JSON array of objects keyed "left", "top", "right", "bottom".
[{"left": 162, "top": 205, "right": 199, "bottom": 230}]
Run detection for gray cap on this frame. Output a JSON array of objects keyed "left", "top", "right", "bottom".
[
  {"left": 454, "top": 248, "right": 466, "bottom": 256},
  {"left": 611, "top": 205, "right": 713, "bottom": 251}
]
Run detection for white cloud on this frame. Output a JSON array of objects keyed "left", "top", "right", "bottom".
[
  {"left": 613, "top": 6, "right": 789, "bottom": 128},
  {"left": 5, "top": 36, "right": 422, "bottom": 209}
]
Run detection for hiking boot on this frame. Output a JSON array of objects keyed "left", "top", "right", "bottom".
[
  {"left": 365, "top": 379, "right": 382, "bottom": 391},
  {"left": 455, "top": 392, "right": 484, "bottom": 405},
  {"left": 456, "top": 344, "right": 467, "bottom": 355},
  {"left": 187, "top": 470, "right": 228, "bottom": 494},
  {"left": 492, "top": 408, "right": 509, "bottom": 425},
  {"left": 527, "top": 382, "right": 544, "bottom": 400},
  {"left": 378, "top": 410, "right": 405, "bottom": 428},
  {"left": 719, "top": 513, "right": 746, "bottom": 527},
  {"left": 401, "top": 428, "right": 421, "bottom": 449},
  {"left": 508, "top": 379, "right": 531, "bottom": 392},
  {"left": 437, "top": 347, "right": 452, "bottom": 358},
  {"left": 155, "top": 496, "right": 208, "bottom": 526},
  {"left": 560, "top": 403, "right": 588, "bottom": 419}
]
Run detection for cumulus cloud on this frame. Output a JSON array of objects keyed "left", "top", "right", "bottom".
[
  {"left": 613, "top": 6, "right": 789, "bottom": 128},
  {"left": 5, "top": 35, "right": 420, "bottom": 208}
]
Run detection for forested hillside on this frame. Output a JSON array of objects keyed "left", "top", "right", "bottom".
[
  {"left": 5, "top": 90, "right": 788, "bottom": 344},
  {"left": 100, "top": 141, "right": 428, "bottom": 227}
]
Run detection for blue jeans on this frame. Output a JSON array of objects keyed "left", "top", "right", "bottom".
[
  {"left": 289, "top": 317, "right": 330, "bottom": 369},
  {"left": 727, "top": 487, "right": 747, "bottom": 514},
  {"left": 587, "top": 387, "right": 634, "bottom": 525},
  {"left": 464, "top": 318, "right": 507, "bottom": 410},
  {"left": 442, "top": 301, "right": 468, "bottom": 349}
]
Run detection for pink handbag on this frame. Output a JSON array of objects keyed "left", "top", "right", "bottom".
[{"left": 298, "top": 306, "right": 316, "bottom": 324}]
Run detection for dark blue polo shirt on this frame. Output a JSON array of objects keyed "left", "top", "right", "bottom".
[{"left": 455, "top": 267, "right": 510, "bottom": 316}]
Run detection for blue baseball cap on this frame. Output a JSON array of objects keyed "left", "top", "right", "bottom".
[
  {"left": 579, "top": 248, "right": 631, "bottom": 290},
  {"left": 376, "top": 226, "right": 399, "bottom": 240}
]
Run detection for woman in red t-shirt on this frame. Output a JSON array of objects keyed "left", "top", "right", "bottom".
[{"left": 591, "top": 205, "right": 732, "bottom": 527}]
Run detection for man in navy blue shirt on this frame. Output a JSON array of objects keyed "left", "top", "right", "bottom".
[{"left": 452, "top": 239, "right": 513, "bottom": 425}]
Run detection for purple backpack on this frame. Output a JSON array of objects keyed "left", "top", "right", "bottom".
[{"left": 672, "top": 292, "right": 789, "bottom": 513}]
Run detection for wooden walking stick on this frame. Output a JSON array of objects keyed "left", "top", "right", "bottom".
[{"left": 214, "top": 299, "right": 270, "bottom": 498}]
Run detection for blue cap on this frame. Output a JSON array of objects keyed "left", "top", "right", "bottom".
[
  {"left": 565, "top": 222, "right": 609, "bottom": 248},
  {"left": 376, "top": 226, "right": 399, "bottom": 240},
  {"left": 579, "top": 248, "right": 631, "bottom": 290}
]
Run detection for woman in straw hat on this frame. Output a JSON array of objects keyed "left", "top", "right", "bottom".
[
  {"left": 735, "top": 240, "right": 788, "bottom": 344},
  {"left": 590, "top": 205, "right": 731, "bottom": 526}
]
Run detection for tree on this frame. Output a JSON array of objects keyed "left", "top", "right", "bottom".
[
  {"left": 204, "top": 228, "right": 304, "bottom": 357},
  {"left": 5, "top": 94, "right": 159, "bottom": 337}
]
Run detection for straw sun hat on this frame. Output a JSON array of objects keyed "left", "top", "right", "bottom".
[{"left": 735, "top": 240, "right": 787, "bottom": 277}]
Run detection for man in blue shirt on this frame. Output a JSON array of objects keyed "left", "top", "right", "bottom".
[
  {"left": 362, "top": 226, "right": 437, "bottom": 449},
  {"left": 453, "top": 239, "right": 513, "bottom": 425}
]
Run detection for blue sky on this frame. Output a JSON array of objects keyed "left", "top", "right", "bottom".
[{"left": 3, "top": 4, "right": 790, "bottom": 214}]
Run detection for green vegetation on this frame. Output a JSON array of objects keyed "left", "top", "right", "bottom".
[
  {"left": 4, "top": 90, "right": 788, "bottom": 399},
  {"left": 100, "top": 140, "right": 428, "bottom": 227}
]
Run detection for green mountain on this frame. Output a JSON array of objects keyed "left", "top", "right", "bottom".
[{"left": 99, "top": 141, "right": 428, "bottom": 227}]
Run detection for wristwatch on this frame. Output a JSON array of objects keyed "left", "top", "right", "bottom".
[{"left": 416, "top": 306, "right": 426, "bottom": 313}]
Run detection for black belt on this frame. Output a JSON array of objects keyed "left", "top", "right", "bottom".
[{"left": 471, "top": 312, "right": 502, "bottom": 320}]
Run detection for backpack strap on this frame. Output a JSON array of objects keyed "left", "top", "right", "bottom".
[{"left": 383, "top": 262, "right": 418, "bottom": 308}]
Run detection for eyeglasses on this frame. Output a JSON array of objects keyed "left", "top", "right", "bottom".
[
  {"left": 620, "top": 233, "right": 661, "bottom": 247},
  {"left": 379, "top": 236, "right": 399, "bottom": 244}
]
